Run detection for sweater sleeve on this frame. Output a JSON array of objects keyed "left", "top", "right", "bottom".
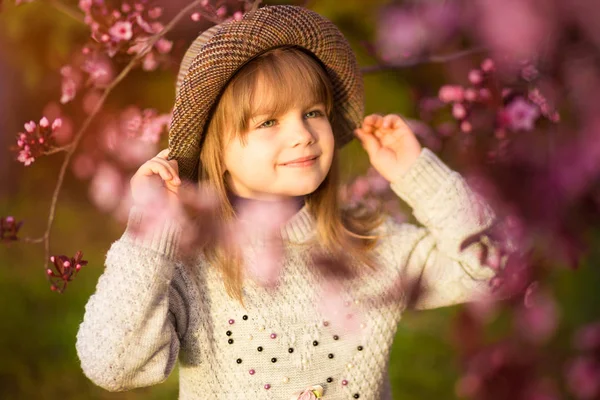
[
  {"left": 75, "top": 206, "right": 190, "bottom": 391},
  {"left": 387, "top": 148, "right": 502, "bottom": 310}
]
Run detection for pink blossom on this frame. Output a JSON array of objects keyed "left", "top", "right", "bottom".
[
  {"left": 151, "top": 22, "right": 164, "bottom": 34},
  {"left": 24, "top": 121, "right": 36, "bottom": 133},
  {"left": 51, "top": 118, "right": 62, "bottom": 130},
  {"left": 216, "top": 6, "right": 227, "bottom": 17},
  {"left": 142, "top": 52, "right": 158, "bottom": 71},
  {"left": 233, "top": 11, "right": 243, "bottom": 21},
  {"left": 479, "top": 88, "right": 492, "bottom": 101},
  {"left": 504, "top": 97, "right": 540, "bottom": 131},
  {"left": 155, "top": 38, "right": 173, "bottom": 54},
  {"left": 464, "top": 88, "right": 477, "bottom": 102},
  {"left": 468, "top": 69, "right": 484, "bottom": 85},
  {"left": 452, "top": 103, "right": 467, "bottom": 119},
  {"left": 521, "top": 64, "right": 540, "bottom": 81},
  {"left": 439, "top": 85, "right": 464, "bottom": 103},
  {"left": 148, "top": 7, "right": 163, "bottom": 19},
  {"left": 78, "top": 0, "right": 92, "bottom": 13},
  {"left": 136, "top": 15, "right": 154, "bottom": 34},
  {"left": 82, "top": 57, "right": 114, "bottom": 87},
  {"left": 460, "top": 120, "right": 472, "bottom": 133},
  {"left": 17, "top": 150, "right": 35, "bottom": 166},
  {"left": 317, "top": 280, "right": 361, "bottom": 334},
  {"left": 127, "top": 37, "right": 151, "bottom": 55},
  {"left": 566, "top": 356, "right": 600, "bottom": 399},
  {"left": 231, "top": 200, "right": 299, "bottom": 288},
  {"left": 191, "top": 13, "right": 202, "bottom": 22},
  {"left": 349, "top": 176, "right": 370, "bottom": 203},
  {"left": 481, "top": 58, "right": 495, "bottom": 72},
  {"left": 573, "top": 322, "right": 600, "bottom": 351},
  {"left": 39, "top": 117, "right": 49, "bottom": 127},
  {"left": 377, "top": 8, "right": 427, "bottom": 62},
  {"left": 60, "top": 65, "right": 81, "bottom": 104},
  {"left": 109, "top": 21, "right": 133, "bottom": 41},
  {"left": 515, "top": 288, "right": 559, "bottom": 344},
  {"left": 472, "top": 0, "right": 554, "bottom": 65},
  {"left": 88, "top": 162, "right": 124, "bottom": 212}
]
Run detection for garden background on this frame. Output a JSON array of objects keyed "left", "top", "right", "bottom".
[{"left": 1, "top": 0, "right": 599, "bottom": 399}]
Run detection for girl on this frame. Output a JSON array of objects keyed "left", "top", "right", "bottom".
[{"left": 76, "top": 5, "right": 503, "bottom": 400}]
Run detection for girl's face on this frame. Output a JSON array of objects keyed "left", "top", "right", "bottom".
[{"left": 223, "top": 74, "right": 334, "bottom": 201}]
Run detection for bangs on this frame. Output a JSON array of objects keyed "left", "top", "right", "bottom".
[{"left": 220, "top": 47, "right": 334, "bottom": 143}]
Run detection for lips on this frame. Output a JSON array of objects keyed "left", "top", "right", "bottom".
[{"left": 280, "top": 155, "right": 319, "bottom": 166}]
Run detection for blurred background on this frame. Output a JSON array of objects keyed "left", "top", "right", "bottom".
[{"left": 1, "top": 0, "right": 600, "bottom": 398}]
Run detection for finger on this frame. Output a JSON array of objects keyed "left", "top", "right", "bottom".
[
  {"left": 154, "top": 156, "right": 179, "bottom": 174},
  {"left": 163, "top": 180, "right": 180, "bottom": 195},
  {"left": 354, "top": 128, "right": 381, "bottom": 156},
  {"left": 155, "top": 148, "right": 170, "bottom": 160},
  {"left": 149, "top": 158, "right": 181, "bottom": 183},
  {"left": 140, "top": 162, "right": 179, "bottom": 184},
  {"left": 362, "top": 114, "right": 383, "bottom": 129},
  {"left": 382, "top": 114, "right": 402, "bottom": 129}
]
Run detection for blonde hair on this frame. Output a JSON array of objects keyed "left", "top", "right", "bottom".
[{"left": 198, "top": 46, "right": 385, "bottom": 303}]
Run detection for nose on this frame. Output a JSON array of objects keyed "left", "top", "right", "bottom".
[{"left": 290, "top": 119, "right": 316, "bottom": 147}]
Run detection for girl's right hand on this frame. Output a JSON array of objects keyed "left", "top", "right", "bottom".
[{"left": 130, "top": 148, "right": 181, "bottom": 208}]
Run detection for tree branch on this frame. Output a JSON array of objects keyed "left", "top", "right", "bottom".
[
  {"left": 361, "top": 46, "right": 488, "bottom": 74},
  {"left": 39, "top": 0, "right": 208, "bottom": 281},
  {"left": 46, "top": 0, "right": 86, "bottom": 24}
]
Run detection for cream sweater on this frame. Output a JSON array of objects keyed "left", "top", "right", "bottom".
[{"left": 76, "top": 148, "right": 500, "bottom": 399}]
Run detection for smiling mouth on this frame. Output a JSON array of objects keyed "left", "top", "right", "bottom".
[{"left": 280, "top": 155, "right": 319, "bottom": 167}]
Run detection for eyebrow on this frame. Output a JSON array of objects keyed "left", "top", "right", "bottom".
[{"left": 250, "top": 101, "right": 325, "bottom": 119}]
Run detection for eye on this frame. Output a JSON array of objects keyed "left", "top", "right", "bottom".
[
  {"left": 258, "top": 119, "right": 276, "bottom": 129},
  {"left": 305, "top": 110, "right": 325, "bottom": 119}
]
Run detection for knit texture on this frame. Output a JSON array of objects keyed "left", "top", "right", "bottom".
[{"left": 76, "top": 148, "right": 500, "bottom": 399}]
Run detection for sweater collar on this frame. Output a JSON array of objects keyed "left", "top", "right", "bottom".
[{"left": 226, "top": 191, "right": 316, "bottom": 243}]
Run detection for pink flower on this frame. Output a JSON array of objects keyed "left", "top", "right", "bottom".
[
  {"left": 17, "top": 150, "right": 35, "bottom": 166},
  {"left": 109, "top": 21, "right": 133, "bottom": 41},
  {"left": 481, "top": 58, "right": 495, "bottom": 72},
  {"left": 566, "top": 356, "right": 600, "bottom": 399},
  {"left": 216, "top": 6, "right": 227, "bottom": 17},
  {"left": 468, "top": 69, "right": 483, "bottom": 85},
  {"left": 155, "top": 38, "right": 173, "bottom": 54},
  {"left": 504, "top": 97, "right": 540, "bottom": 131},
  {"left": 142, "top": 52, "right": 158, "bottom": 71},
  {"left": 291, "top": 385, "right": 324, "bottom": 400},
  {"left": 24, "top": 121, "right": 36, "bottom": 133},
  {"left": 136, "top": 15, "right": 154, "bottom": 34},
  {"left": 439, "top": 85, "right": 464, "bottom": 103},
  {"left": 452, "top": 103, "right": 467, "bottom": 119},
  {"left": 88, "top": 162, "right": 124, "bottom": 212},
  {"left": 78, "top": 0, "right": 92, "bottom": 13},
  {"left": 464, "top": 88, "right": 477, "bottom": 102},
  {"left": 148, "top": 7, "right": 163, "bottom": 19}
]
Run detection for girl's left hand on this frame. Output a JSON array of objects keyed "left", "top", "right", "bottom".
[{"left": 354, "top": 113, "right": 423, "bottom": 182}]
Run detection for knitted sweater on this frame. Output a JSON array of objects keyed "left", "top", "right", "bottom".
[{"left": 76, "top": 148, "right": 500, "bottom": 399}]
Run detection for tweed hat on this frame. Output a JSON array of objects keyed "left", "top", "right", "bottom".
[{"left": 167, "top": 5, "right": 365, "bottom": 183}]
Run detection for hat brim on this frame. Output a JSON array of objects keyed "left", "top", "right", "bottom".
[{"left": 168, "top": 5, "right": 364, "bottom": 182}]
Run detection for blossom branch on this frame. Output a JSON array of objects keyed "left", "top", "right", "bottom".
[
  {"left": 361, "top": 46, "right": 488, "bottom": 74},
  {"left": 46, "top": 0, "right": 86, "bottom": 24},
  {"left": 38, "top": 0, "right": 207, "bottom": 280}
]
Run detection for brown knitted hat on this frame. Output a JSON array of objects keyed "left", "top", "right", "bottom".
[{"left": 167, "top": 5, "right": 364, "bottom": 183}]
